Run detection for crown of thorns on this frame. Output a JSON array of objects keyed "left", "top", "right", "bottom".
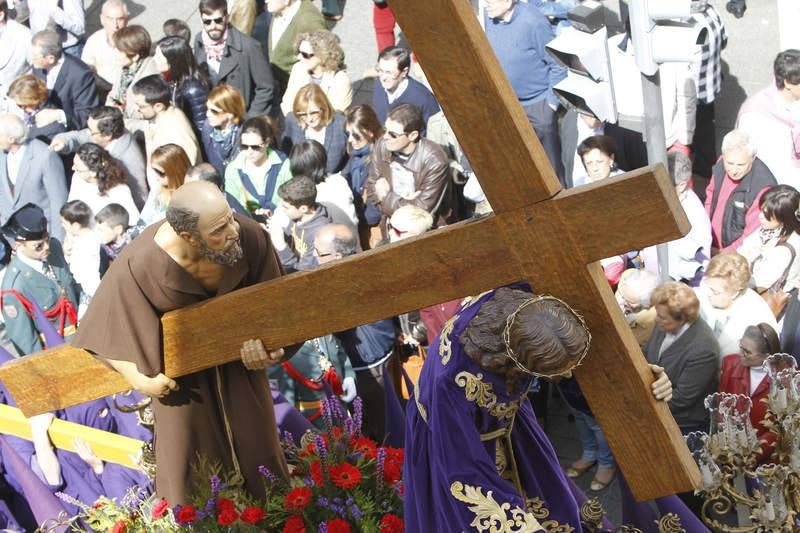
[{"left": 501, "top": 294, "right": 592, "bottom": 378}]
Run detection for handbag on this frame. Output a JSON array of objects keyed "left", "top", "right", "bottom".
[{"left": 759, "top": 242, "right": 796, "bottom": 319}]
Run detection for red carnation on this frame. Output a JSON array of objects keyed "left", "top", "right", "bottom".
[
  {"left": 111, "top": 519, "right": 127, "bottom": 533},
  {"left": 283, "top": 515, "right": 307, "bottom": 533},
  {"left": 309, "top": 460, "right": 324, "bottom": 485},
  {"left": 331, "top": 426, "right": 342, "bottom": 439},
  {"left": 329, "top": 462, "right": 362, "bottom": 490},
  {"left": 299, "top": 442, "right": 316, "bottom": 458},
  {"left": 241, "top": 506, "right": 266, "bottom": 525},
  {"left": 217, "top": 498, "right": 236, "bottom": 512},
  {"left": 351, "top": 436, "right": 377, "bottom": 459},
  {"left": 382, "top": 460, "right": 402, "bottom": 485},
  {"left": 284, "top": 486, "right": 313, "bottom": 511},
  {"left": 327, "top": 518, "right": 352, "bottom": 533},
  {"left": 380, "top": 514, "right": 404, "bottom": 533},
  {"left": 151, "top": 498, "right": 169, "bottom": 519},
  {"left": 218, "top": 506, "right": 239, "bottom": 526},
  {"left": 175, "top": 505, "right": 198, "bottom": 524},
  {"left": 384, "top": 447, "right": 404, "bottom": 465}
]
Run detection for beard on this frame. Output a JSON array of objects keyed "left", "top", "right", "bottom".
[{"left": 197, "top": 237, "right": 243, "bottom": 266}]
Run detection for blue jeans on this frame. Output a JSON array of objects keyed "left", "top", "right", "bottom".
[{"left": 573, "top": 409, "right": 615, "bottom": 469}]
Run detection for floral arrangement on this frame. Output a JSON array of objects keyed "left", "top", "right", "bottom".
[{"left": 43, "top": 397, "right": 404, "bottom": 532}]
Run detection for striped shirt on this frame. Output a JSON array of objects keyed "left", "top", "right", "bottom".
[{"left": 691, "top": 4, "right": 728, "bottom": 104}]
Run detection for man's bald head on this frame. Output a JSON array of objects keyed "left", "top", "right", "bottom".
[{"left": 314, "top": 224, "right": 358, "bottom": 264}]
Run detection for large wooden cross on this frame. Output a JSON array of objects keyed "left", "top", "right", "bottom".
[{"left": 0, "top": 0, "right": 699, "bottom": 500}]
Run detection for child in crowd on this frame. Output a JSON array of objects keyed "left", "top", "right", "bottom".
[
  {"left": 94, "top": 203, "right": 132, "bottom": 277},
  {"left": 60, "top": 201, "right": 101, "bottom": 314}
]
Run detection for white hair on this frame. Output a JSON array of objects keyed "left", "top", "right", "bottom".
[
  {"left": 618, "top": 268, "right": 660, "bottom": 308},
  {"left": 721, "top": 129, "right": 756, "bottom": 158},
  {"left": 0, "top": 114, "right": 27, "bottom": 144},
  {"left": 102, "top": 0, "right": 129, "bottom": 16},
  {"left": 390, "top": 205, "right": 434, "bottom": 236}
]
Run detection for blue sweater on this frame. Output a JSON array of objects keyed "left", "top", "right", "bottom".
[
  {"left": 372, "top": 77, "right": 441, "bottom": 132},
  {"left": 484, "top": 1, "right": 566, "bottom": 107}
]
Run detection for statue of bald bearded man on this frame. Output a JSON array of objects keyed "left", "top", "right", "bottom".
[{"left": 74, "top": 181, "right": 298, "bottom": 503}]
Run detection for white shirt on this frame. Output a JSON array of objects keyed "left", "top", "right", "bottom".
[
  {"left": 738, "top": 95, "right": 800, "bottom": 188},
  {"left": 749, "top": 367, "right": 768, "bottom": 395},
  {"left": 270, "top": 0, "right": 302, "bottom": 50},
  {"left": 572, "top": 115, "right": 604, "bottom": 185},
  {"left": 738, "top": 231, "right": 800, "bottom": 292},
  {"left": 316, "top": 174, "right": 357, "bottom": 225},
  {"left": 29, "top": 0, "right": 85, "bottom": 49},
  {"left": 658, "top": 322, "right": 691, "bottom": 359},
  {"left": 6, "top": 144, "right": 25, "bottom": 187},
  {"left": 386, "top": 78, "right": 409, "bottom": 105},
  {"left": 67, "top": 177, "right": 140, "bottom": 222},
  {"left": 305, "top": 124, "right": 326, "bottom": 145},
  {"left": 45, "top": 56, "right": 65, "bottom": 90},
  {"left": 666, "top": 188, "right": 712, "bottom": 281},
  {"left": 81, "top": 29, "right": 125, "bottom": 84},
  {"left": 64, "top": 230, "right": 100, "bottom": 302}
]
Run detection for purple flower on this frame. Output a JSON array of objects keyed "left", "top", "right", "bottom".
[
  {"left": 210, "top": 474, "right": 222, "bottom": 497},
  {"left": 315, "top": 433, "right": 329, "bottom": 464},
  {"left": 321, "top": 397, "right": 333, "bottom": 431},
  {"left": 258, "top": 465, "right": 278, "bottom": 484},
  {"left": 317, "top": 523, "right": 328, "bottom": 533},
  {"left": 344, "top": 418, "right": 355, "bottom": 438},
  {"left": 353, "top": 397, "right": 363, "bottom": 436},
  {"left": 376, "top": 447, "right": 387, "bottom": 491},
  {"left": 318, "top": 497, "right": 329, "bottom": 507},
  {"left": 204, "top": 496, "right": 216, "bottom": 516}
]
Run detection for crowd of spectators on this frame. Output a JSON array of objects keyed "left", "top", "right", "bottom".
[{"left": 0, "top": 0, "right": 796, "bottom": 526}]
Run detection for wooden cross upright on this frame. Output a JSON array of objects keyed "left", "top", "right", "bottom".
[{"left": 0, "top": 0, "right": 700, "bottom": 500}]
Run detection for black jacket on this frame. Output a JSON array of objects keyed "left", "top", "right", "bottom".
[
  {"left": 34, "top": 55, "right": 100, "bottom": 130},
  {"left": 174, "top": 77, "right": 208, "bottom": 129},
  {"left": 709, "top": 157, "right": 777, "bottom": 247}
]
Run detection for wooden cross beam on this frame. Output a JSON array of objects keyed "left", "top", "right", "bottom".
[
  {"left": 0, "top": 0, "right": 700, "bottom": 500},
  {"left": 0, "top": 404, "right": 144, "bottom": 469}
]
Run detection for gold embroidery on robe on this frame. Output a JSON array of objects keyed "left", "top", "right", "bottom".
[
  {"left": 450, "top": 481, "right": 544, "bottom": 532},
  {"left": 455, "top": 371, "right": 524, "bottom": 420},
  {"left": 526, "top": 498, "right": 576, "bottom": 533},
  {"left": 414, "top": 377, "right": 428, "bottom": 424},
  {"left": 439, "top": 313, "right": 458, "bottom": 365}
]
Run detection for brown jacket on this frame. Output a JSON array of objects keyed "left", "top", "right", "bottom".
[{"left": 365, "top": 137, "right": 453, "bottom": 235}]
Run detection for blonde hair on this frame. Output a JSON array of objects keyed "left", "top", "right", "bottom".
[
  {"left": 704, "top": 252, "right": 751, "bottom": 292},
  {"left": 151, "top": 144, "right": 190, "bottom": 205},
  {"left": 293, "top": 84, "right": 334, "bottom": 127},
  {"left": 8, "top": 75, "right": 48, "bottom": 107},
  {"left": 651, "top": 281, "right": 700, "bottom": 323},
  {"left": 207, "top": 84, "right": 246, "bottom": 125},
  {"left": 295, "top": 30, "right": 345, "bottom": 72}
]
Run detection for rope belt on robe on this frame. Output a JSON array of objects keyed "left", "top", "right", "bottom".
[{"left": 479, "top": 412, "right": 526, "bottom": 501}]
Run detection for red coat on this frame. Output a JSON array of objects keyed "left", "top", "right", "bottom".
[{"left": 719, "top": 354, "right": 775, "bottom": 462}]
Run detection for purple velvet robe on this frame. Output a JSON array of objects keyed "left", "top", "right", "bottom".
[{"left": 404, "top": 289, "right": 582, "bottom": 531}]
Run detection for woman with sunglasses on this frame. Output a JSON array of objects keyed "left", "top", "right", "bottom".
[
  {"left": 6, "top": 75, "right": 66, "bottom": 143},
  {"left": 280, "top": 84, "right": 348, "bottom": 174},
  {"left": 107, "top": 25, "right": 161, "bottom": 119},
  {"left": 68, "top": 143, "right": 139, "bottom": 222},
  {"left": 200, "top": 84, "right": 246, "bottom": 175},
  {"left": 225, "top": 116, "right": 290, "bottom": 218},
  {"left": 341, "top": 104, "right": 384, "bottom": 244},
  {"left": 153, "top": 35, "right": 210, "bottom": 129},
  {"left": 719, "top": 323, "right": 782, "bottom": 463},
  {"left": 138, "top": 144, "right": 191, "bottom": 226},
  {"left": 280, "top": 30, "right": 352, "bottom": 115}
]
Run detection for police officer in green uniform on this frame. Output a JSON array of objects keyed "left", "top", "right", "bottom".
[
  {"left": 1, "top": 204, "right": 80, "bottom": 356},
  {"left": 269, "top": 334, "right": 356, "bottom": 428}
]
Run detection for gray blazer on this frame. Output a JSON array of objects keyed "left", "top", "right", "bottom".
[
  {"left": 0, "top": 139, "right": 68, "bottom": 241},
  {"left": 644, "top": 318, "right": 720, "bottom": 432},
  {"left": 53, "top": 130, "right": 147, "bottom": 209}
]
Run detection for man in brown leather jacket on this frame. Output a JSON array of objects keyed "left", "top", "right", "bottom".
[{"left": 365, "top": 103, "right": 453, "bottom": 239}]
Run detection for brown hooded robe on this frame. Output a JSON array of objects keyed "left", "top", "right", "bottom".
[{"left": 73, "top": 214, "right": 289, "bottom": 504}]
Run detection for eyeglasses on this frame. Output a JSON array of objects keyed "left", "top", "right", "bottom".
[
  {"left": 208, "top": 107, "right": 225, "bottom": 115},
  {"left": 346, "top": 130, "right": 363, "bottom": 142},
  {"left": 386, "top": 130, "right": 406, "bottom": 139},
  {"left": 314, "top": 248, "right": 333, "bottom": 258},
  {"left": 376, "top": 67, "right": 402, "bottom": 78},
  {"left": 739, "top": 345, "right": 754, "bottom": 357},
  {"left": 240, "top": 143, "right": 266, "bottom": 151},
  {"left": 152, "top": 167, "right": 166, "bottom": 176},
  {"left": 299, "top": 51, "right": 315, "bottom": 59},
  {"left": 296, "top": 110, "right": 322, "bottom": 119},
  {"left": 202, "top": 16, "right": 225, "bottom": 25}
]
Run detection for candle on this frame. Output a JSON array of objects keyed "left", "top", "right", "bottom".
[{"left": 778, "top": 387, "right": 788, "bottom": 411}]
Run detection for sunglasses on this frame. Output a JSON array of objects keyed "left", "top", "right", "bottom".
[
  {"left": 240, "top": 143, "right": 266, "bottom": 151},
  {"left": 202, "top": 16, "right": 225, "bottom": 25},
  {"left": 346, "top": 130, "right": 363, "bottom": 142},
  {"left": 386, "top": 130, "right": 406, "bottom": 139},
  {"left": 208, "top": 107, "right": 224, "bottom": 115},
  {"left": 296, "top": 110, "right": 322, "bottom": 118},
  {"left": 299, "top": 51, "right": 315, "bottom": 59},
  {"left": 387, "top": 221, "right": 410, "bottom": 238},
  {"left": 25, "top": 235, "right": 49, "bottom": 251},
  {"left": 152, "top": 167, "right": 166, "bottom": 177}
]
